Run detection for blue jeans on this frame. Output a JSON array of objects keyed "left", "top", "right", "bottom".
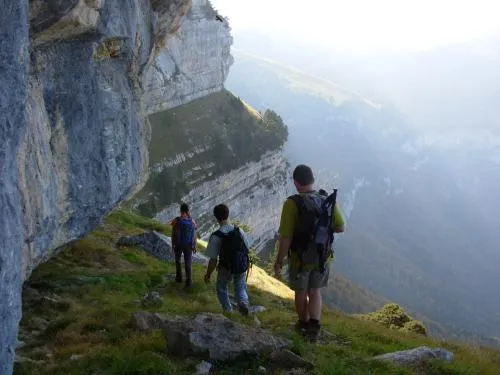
[{"left": 216, "top": 268, "right": 249, "bottom": 311}]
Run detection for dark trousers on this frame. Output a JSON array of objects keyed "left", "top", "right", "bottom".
[{"left": 174, "top": 245, "right": 193, "bottom": 286}]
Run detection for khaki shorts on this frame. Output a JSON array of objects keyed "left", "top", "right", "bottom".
[{"left": 288, "top": 264, "right": 330, "bottom": 291}]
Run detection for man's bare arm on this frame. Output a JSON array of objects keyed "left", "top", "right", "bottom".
[
  {"left": 274, "top": 236, "right": 292, "bottom": 278},
  {"left": 333, "top": 223, "right": 345, "bottom": 233},
  {"left": 276, "top": 236, "right": 292, "bottom": 265},
  {"left": 205, "top": 258, "right": 218, "bottom": 281}
]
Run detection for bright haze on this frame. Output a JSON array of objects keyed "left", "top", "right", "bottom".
[
  {"left": 211, "top": 0, "right": 500, "bottom": 52},
  {"left": 213, "top": 0, "right": 500, "bottom": 138}
]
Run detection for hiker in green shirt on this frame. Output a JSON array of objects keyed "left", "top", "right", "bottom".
[{"left": 274, "top": 164, "right": 345, "bottom": 340}]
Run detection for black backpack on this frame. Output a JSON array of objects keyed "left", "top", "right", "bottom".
[
  {"left": 214, "top": 227, "right": 250, "bottom": 275},
  {"left": 289, "top": 189, "right": 338, "bottom": 273}
]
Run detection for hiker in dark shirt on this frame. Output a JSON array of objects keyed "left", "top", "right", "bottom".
[{"left": 170, "top": 203, "right": 198, "bottom": 287}]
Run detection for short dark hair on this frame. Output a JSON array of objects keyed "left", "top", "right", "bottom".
[
  {"left": 213, "top": 204, "right": 229, "bottom": 222},
  {"left": 180, "top": 203, "right": 189, "bottom": 213},
  {"left": 293, "top": 164, "right": 314, "bottom": 186}
]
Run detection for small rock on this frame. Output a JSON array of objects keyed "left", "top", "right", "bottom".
[
  {"left": 142, "top": 291, "right": 162, "bottom": 307},
  {"left": 192, "top": 252, "right": 209, "bottom": 266},
  {"left": 270, "top": 349, "right": 314, "bottom": 370},
  {"left": 373, "top": 346, "right": 454, "bottom": 365},
  {"left": 230, "top": 300, "right": 266, "bottom": 315},
  {"left": 117, "top": 231, "right": 209, "bottom": 265},
  {"left": 258, "top": 365, "right": 267, "bottom": 374},
  {"left": 249, "top": 305, "right": 266, "bottom": 314},
  {"left": 131, "top": 311, "right": 163, "bottom": 333},
  {"left": 117, "top": 231, "right": 176, "bottom": 262},
  {"left": 162, "top": 313, "right": 290, "bottom": 361},
  {"left": 195, "top": 360, "right": 212, "bottom": 374},
  {"left": 70, "top": 354, "right": 84, "bottom": 361}
]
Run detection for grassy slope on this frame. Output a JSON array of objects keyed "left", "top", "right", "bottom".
[{"left": 15, "top": 211, "right": 500, "bottom": 375}]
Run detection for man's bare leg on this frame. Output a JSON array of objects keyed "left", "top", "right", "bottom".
[
  {"left": 305, "top": 288, "right": 322, "bottom": 340},
  {"left": 307, "top": 288, "right": 322, "bottom": 320},
  {"left": 295, "top": 291, "right": 310, "bottom": 323}
]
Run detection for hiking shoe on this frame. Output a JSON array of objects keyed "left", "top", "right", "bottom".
[
  {"left": 305, "top": 321, "right": 321, "bottom": 343},
  {"left": 238, "top": 303, "right": 249, "bottom": 316},
  {"left": 294, "top": 320, "right": 309, "bottom": 334}
]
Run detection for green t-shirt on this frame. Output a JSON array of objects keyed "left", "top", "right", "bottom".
[{"left": 278, "top": 192, "right": 345, "bottom": 269}]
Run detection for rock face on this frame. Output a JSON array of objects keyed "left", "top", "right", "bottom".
[
  {"left": 117, "top": 231, "right": 209, "bottom": 265},
  {"left": 131, "top": 311, "right": 165, "bottom": 333},
  {"left": 373, "top": 346, "right": 454, "bottom": 365},
  {"left": 155, "top": 151, "right": 291, "bottom": 252},
  {"left": 0, "top": 3, "right": 29, "bottom": 375},
  {"left": 1, "top": 0, "right": 232, "bottom": 373},
  {"left": 144, "top": 0, "right": 233, "bottom": 113},
  {"left": 162, "top": 313, "right": 291, "bottom": 361}
]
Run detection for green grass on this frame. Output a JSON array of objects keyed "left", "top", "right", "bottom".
[{"left": 14, "top": 210, "right": 500, "bottom": 375}]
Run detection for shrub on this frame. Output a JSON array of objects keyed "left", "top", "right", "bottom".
[{"left": 357, "top": 303, "right": 427, "bottom": 335}]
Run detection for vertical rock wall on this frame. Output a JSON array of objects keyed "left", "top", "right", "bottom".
[
  {"left": 0, "top": 3, "right": 29, "bottom": 374},
  {"left": 155, "top": 151, "right": 291, "bottom": 252},
  {"left": 0, "top": 0, "right": 233, "bottom": 373},
  {"left": 144, "top": 0, "right": 233, "bottom": 112}
]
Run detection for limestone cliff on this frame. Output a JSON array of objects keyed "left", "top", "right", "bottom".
[
  {"left": 0, "top": 1, "right": 232, "bottom": 373},
  {"left": 133, "top": 90, "right": 289, "bottom": 252},
  {"left": 144, "top": 0, "right": 233, "bottom": 113},
  {"left": 155, "top": 151, "right": 291, "bottom": 251}
]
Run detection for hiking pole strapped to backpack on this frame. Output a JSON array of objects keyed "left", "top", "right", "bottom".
[{"left": 316, "top": 189, "right": 338, "bottom": 273}]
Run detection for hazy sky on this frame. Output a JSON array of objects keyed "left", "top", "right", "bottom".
[{"left": 211, "top": 0, "right": 500, "bottom": 52}]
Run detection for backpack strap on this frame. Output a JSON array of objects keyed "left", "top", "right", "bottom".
[{"left": 211, "top": 230, "right": 226, "bottom": 241}]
